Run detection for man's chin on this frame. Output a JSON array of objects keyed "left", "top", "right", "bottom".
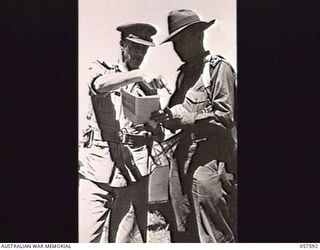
[{"left": 129, "top": 61, "right": 143, "bottom": 69}]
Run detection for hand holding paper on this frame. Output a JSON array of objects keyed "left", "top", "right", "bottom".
[{"left": 121, "top": 88, "right": 160, "bottom": 127}]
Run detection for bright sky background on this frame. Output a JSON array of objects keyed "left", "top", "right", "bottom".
[{"left": 79, "top": 0, "right": 236, "bottom": 132}]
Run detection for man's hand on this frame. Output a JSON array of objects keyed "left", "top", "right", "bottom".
[
  {"left": 140, "top": 69, "right": 161, "bottom": 85},
  {"left": 135, "top": 123, "right": 160, "bottom": 134},
  {"left": 140, "top": 69, "right": 169, "bottom": 90},
  {"left": 151, "top": 105, "right": 197, "bottom": 125},
  {"left": 150, "top": 77, "right": 170, "bottom": 91},
  {"left": 134, "top": 123, "right": 165, "bottom": 142},
  {"left": 139, "top": 68, "right": 156, "bottom": 83},
  {"left": 150, "top": 108, "right": 173, "bottom": 123},
  {"left": 143, "top": 77, "right": 169, "bottom": 94},
  {"left": 150, "top": 108, "right": 187, "bottom": 132}
]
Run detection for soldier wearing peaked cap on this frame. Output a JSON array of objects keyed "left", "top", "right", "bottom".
[
  {"left": 117, "top": 23, "right": 156, "bottom": 46},
  {"left": 151, "top": 9, "right": 237, "bottom": 242},
  {"left": 79, "top": 22, "right": 166, "bottom": 243}
]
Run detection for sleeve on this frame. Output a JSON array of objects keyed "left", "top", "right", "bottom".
[
  {"left": 197, "top": 61, "right": 236, "bottom": 130},
  {"left": 87, "top": 61, "right": 116, "bottom": 97}
]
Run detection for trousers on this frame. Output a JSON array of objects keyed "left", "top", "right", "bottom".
[
  {"left": 169, "top": 138, "right": 236, "bottom": 243},
  {"left": 192, "top": 160, "right": 234, "bottom": 242},
  {"left": 78, "top": 177, "right": 114, "bottom": 243}
]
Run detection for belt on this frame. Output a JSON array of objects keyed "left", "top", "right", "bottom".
[
  {"left": 86, "top": 129, "right": 151, "bottom": 148},
  {"left": 92, "top": 139, "right": 109, "bottom": 147},
  {"left": 120, "top": 131, "right": 152, "bottom": 148},
  {"left": 87, "top": 130, "right": 117, "bottom": 147},
  {"left": 98, "top": 130, "right": 121, "bottom": 143}
]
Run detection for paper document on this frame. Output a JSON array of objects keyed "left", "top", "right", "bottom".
[{"left": 121, "top": 88, "right": 160, "bottom": 125}]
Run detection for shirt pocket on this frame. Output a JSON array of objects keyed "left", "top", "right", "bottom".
[{"left": 183, "top": 90, "right": 207, "bottom": 113}]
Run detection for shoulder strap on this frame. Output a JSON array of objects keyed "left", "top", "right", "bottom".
[{"left": 96, "top": 60, "right": 117, "bottom": 71}]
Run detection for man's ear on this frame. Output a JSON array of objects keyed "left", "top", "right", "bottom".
[
  {"left": 120, "top": 40, "right": 129, "bottom": 53},
  {"left": 120, "top": 40, "right": 124, "bottom": 49}
]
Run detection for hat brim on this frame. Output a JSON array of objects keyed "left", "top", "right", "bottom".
[
  {"left": 126, "top": 37, "right": 155, "bottom": 47},
  {"left": 160, "top": 19, "right": 215, "bottom": 45}
]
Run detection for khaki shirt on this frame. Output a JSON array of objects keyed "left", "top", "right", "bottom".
[{"left": 79, "top": 60, "right": 150, "bottom": 183}]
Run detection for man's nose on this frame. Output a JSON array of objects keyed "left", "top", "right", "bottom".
[{"left": 135, "top": 52, "right": 144, "bottom": 60}]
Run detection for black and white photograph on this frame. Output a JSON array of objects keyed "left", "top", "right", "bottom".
[
  {"left": 78, "top": 0, "right": 237, "bottom": 243},
  {"left": 2, "top": 0, "right": 320, "bottom": 245}
]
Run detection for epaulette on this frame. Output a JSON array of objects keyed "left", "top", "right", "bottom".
[
  {"left": 210, "top": 55, "right": 235, "bottom": 74},
  {"left": 209, "top": 55, "right": 223, "bottom": 68},
  {"left": 97, "top": 60, "right": 116, "bottom": 70}
]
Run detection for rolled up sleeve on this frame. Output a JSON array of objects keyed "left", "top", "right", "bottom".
[{"left": 196, "top": 61, "right": 236, "bottom": 130}]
